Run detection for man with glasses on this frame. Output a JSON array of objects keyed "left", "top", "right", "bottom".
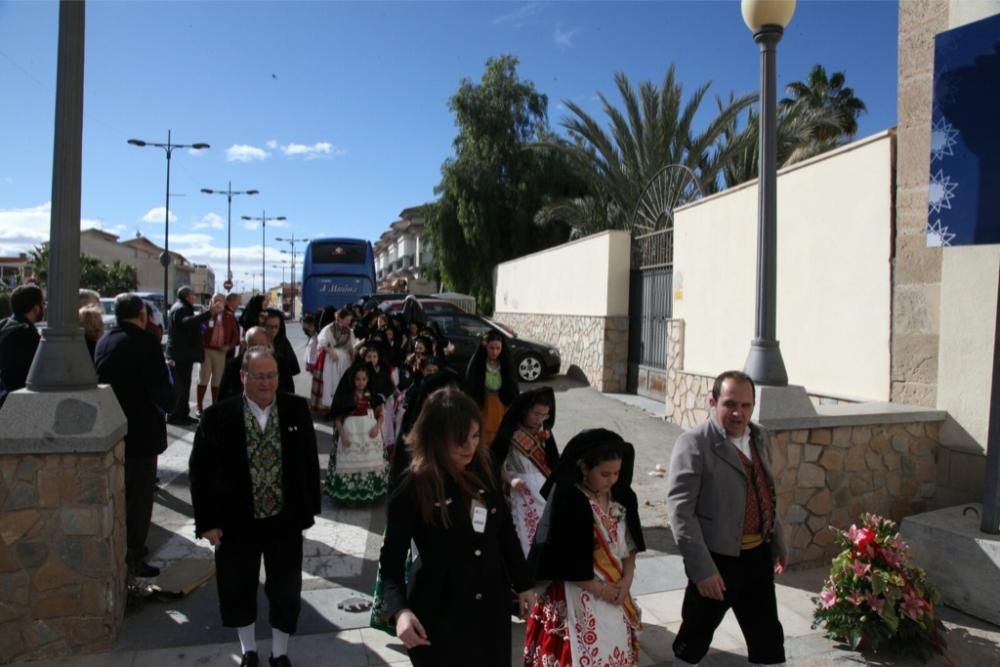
[{"left": 189, "top": 347, "right": 320, "bottom": 667}]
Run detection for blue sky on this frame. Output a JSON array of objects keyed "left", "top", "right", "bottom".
[{"left": 0, "top": 0, "right": 898, "bottom": 293}]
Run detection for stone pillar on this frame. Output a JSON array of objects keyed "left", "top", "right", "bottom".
[
  {"left": 0, "top": 388, "right": 127, "bottom": 662},
  {"left": 892, "top": 0, "right": 949, "bottom": 406}
]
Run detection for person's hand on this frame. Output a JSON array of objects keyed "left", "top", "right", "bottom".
[
  {"left": 611, "top": 576, "right": 633, "bottom": 606},
  {"left": 368, "top": 425, "right": 379, "bottom": 438},
  {"left": 395, "top": 609, "right": 431, "bottom": 648},
  {"left": 329, "top": 350, "right": 338, "bottom": 361},
  {"left": 341, "top": 437, "right": 351, "bottom": 448},
  {"left": 774, "top": 556, "right": 787, "bottom": 576},
  {"left": 517, "top": 590, "right": 537, "bottom": 619},
  {"left": 510, "top": 477, "right": 528, "bottom": 494},
  {"left": 201, "top": 528, "right": 223, "bottom": 545},
  {"left": 696, "top": 573, "right": 726, "bottom": 601}
]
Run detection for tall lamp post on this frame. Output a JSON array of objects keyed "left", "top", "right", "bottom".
[
  {"left": 740, "top": 0, "right": 796, "bottom": 387},
  {"left": 275, "top": 234, "right": 308, "bottom": 320},
  {"left": 200, "top": 182, "right": 258, "bottom": 290},
  {"left": 128, "top": 130, "right": 209, "bottom": 309},
  {"left": 242, "top": 211, "right": 285, "bottom": 299}
]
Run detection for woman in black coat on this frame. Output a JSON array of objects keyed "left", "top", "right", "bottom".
[
  {"left": 378, "top": 387, "right": 535, "bottom": 666},
  {"left": 465, "top": 330, "right": 519, "bottom": 448},
  {"left": 263, "top": 308, "right": 300, "bottom": 395}
]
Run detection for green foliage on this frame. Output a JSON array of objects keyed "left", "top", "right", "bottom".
[
  {"left": 28, "top": 242, "right": 137, "bottom": 296},
  {"left": 781, "top": 65, "right": 867, "bottom": 143},
  {"left": 812, "top": 513, "right": 946, "bottom": 659},
  {"left": 536, "top": 66, "right": 755, "bottom": 235},
  {"left": 427, "top": 55, "right": 581, "bottom": 313}
]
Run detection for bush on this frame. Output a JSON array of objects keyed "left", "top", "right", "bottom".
[{"left": 812, "top": 513, "right": 946, "bottom": 659}]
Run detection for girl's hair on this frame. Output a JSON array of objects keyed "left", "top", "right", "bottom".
[
  {"left": 577, "top": 441, "right": 628, "bottom": 476},
  {"left": 352, "top": 364, "right": 371, "bottom": 385},
  {"left": 406, "top": 387, "right": 494, "bottom": 526},
  {"left": 336, "top": 307, "right": 352, "bottom": 321},
  {"left": 78, "top": 305, "right": 103, "bottom": 340},
  {"left": 482, "top": 330, "right": 504, "bottom": 346}
]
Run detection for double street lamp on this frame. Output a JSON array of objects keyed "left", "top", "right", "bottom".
[
  {"left": 200, "top": 182, "right": 258, "bottom": 290},
  {"left": 275, "top": 234, "right": 308, "bottom": 321},
  {"left": 242, "top": 211, "right": 286, "bottom": 299},
  {"left": 740, "top": 0, "right": 796, "bottom": 387},
  {"left": 128, "top": 130, "right": 210, "bottom": 309}
]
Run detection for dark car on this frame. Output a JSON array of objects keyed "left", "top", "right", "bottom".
[
  {"left": 427, "top": 312, "right": 560, "bottom": 383},
  {"left": 381, "top": 298, "right": 466, "bottom": 316}
]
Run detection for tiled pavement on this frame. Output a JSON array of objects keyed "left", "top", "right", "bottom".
[{"left": 31, "top": 374, "right": 1000, "bottom": 666}]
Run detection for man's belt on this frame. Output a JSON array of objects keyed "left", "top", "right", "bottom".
[{"left": 741, "top": 533, "right": 764, "bottom": 550}]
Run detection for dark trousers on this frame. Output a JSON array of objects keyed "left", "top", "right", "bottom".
[
  {"left": 170, "top": 360, "right": 194, "bottom": 418},
  {"left": 124, "top": 454, "right": 158, "bottom": 568},
  {"left": 215, "top": 517, "right": 304, "bottom": 634},
  {"left": 673, "top": 544, "right": 785, "bottom": 665}
]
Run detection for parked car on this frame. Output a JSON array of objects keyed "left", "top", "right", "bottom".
[
  {"left": 380, "top": 298, "right": 466, "bottom": 316},
  {"left": 98, "top": 297, "right": 116, "bottom": 329},
  {"left": 427, "top": 312, "right": 560, "bottom": 383}
]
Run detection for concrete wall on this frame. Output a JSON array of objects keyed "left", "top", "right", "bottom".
[
  {"left": 495, "top": 230, "right": 631, "bottom": 317},
  {"left": 494, "top": 231, "right": 631, "bottom": 391},
  {"left": 672, "top": 132, "right": 895, "bottom": 401}
]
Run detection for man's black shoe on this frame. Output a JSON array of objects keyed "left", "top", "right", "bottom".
[
  {"left": 130, "top": 562, "right": 160, "bottom": 578},
  {"left": 167, "top": 415, "right": 199, "bottom": 426},
  {"left": 269, "top": 655, "right": 291, "bottom": 667},
  {"left": 240, "top": 651, "right": 259, "bottom": 667}
]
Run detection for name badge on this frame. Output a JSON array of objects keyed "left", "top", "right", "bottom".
[{"left": 471, "top": 501, "right": 488, "bottom": 534}]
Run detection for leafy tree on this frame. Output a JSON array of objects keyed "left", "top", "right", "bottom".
[
  {"left": 536, "top": 66, "right": 755, "bottom": 235},
  {"left": 27, "top": 243, "right": 50, "bottom": 287},
  {"left": 780, "top": 65, "right": 867, "bottom": 145},
  {"left": 27, "top": 242, "right": 138, "bottom": 295},
  {"left": 80, "top": 255, "right": 106, "bottom": 291},
  {"left": 101, "top": 260, "right": 138, "bottom": 296},
  {"left": 427, "top": 55, "right": 581, "bottom": 312}
]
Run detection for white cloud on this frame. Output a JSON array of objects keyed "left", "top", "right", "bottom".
[
  {"left": 226, "top": 144, "right": 270, "bottom": 162},
  {"left": 554, "top": 25, "right": 580, "bottom": 49},
  {"left": 493, "top": 3, "right": 543, "bottom": 26},
  {"left": 0, "top": 201, "right": 115, "bottom": 255},
  {"left": 192, "top": 212, "right": 225, "bottom": 230},
  {"left": 243, "top": 220, "right": 259, "bottom": 230},
  {"left": 151, "top": 232, "right": 214, "bottom": 245},
  {"left": 140, "top": 207, "right": 177, "bottom": 224},
  {"left": 280, "top": 141, "right": 346, "bottom": 159},
  {"left": 266, "top": 140, "right": 279, "bottom": 150}
]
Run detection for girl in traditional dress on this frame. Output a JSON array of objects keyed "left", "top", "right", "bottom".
[
  {"left": 360, "top": 340, "right": 401, "bottom": 459},
  {"left": 310, "top": 307, "right": 355, "bottom": 415},
  {"left": 378, "top": 387, "right": 536, "bottom": 666},
  {"left": 525, "top": 429, "right": 645, "bottom": 667},
  {"left": 325, "top": 363, "right": 388, "bottom": 504},
  {"left": 490, "top": 386, "right": 559, "bottom": 556},
  {"left": 466, "top": 330, "right": 519, "bottom": 448}
]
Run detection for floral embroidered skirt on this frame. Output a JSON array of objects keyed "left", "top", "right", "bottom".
[{"left": 325, "top": 413, "right": 388, "bottom": 505}]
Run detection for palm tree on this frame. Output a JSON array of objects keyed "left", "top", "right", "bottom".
[
  {"left": 27, "top": 243, "right": 50, "bottom": 287},
  {"left": 536, "top": 66, "right": 755, "bottom": 235},
  {"left": 780, "top": 65, "right": 867, "bottom": 144}
]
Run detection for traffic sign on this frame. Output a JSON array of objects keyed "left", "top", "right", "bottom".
[{"left": 223, "top": 279, "right": 233, "bottom": 291}]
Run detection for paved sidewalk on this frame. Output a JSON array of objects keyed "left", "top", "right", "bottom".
[{"left": 31, "top": 374, "right": 1000, "bottom": 666}]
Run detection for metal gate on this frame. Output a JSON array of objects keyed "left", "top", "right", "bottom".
[{"left": 627, "top": 228, "right": 673, "bottom": 397}]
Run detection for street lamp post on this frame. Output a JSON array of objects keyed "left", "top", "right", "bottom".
[
  {"left": 128, "top": 130, "right": 209, "bottom": 309},
  {"left": 242, "top": 211, "right": 285, "bottom": 300},
  {"left": 275, "top": 234, "right": 308, "bottom": 321},
  {"left": 740, "top": 0, "right": 796, "bottom": 387},
  {"left": 200, "top": 182, "right": 258, "bottom": 290}
]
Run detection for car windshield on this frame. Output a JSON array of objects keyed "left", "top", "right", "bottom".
[
  {"left": 99, "top": 299, "right": 115, "bottom": 316},
  {"left": 487, "top": 319, "right": 515, "bottom": 337}
]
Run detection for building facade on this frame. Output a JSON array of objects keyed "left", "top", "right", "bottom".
[
  {"left": 79, "top": 229, "right": 205, "bottom": 302},
  {"left": 373, "top": 206, "right": 436, "bottom": 294}
]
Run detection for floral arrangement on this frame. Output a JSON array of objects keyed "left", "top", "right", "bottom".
[{"left": 812, "top": 513, "right": 946, "bottom": 659}]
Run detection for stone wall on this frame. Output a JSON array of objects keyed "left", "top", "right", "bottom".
[
  {"left": 892, "top": 0, "right": 949, "bottom": 406},
  {"left": 494, "top": 312, "right": 628, "bottom": 392},
  {"left": 771, "top": 420, "right": 943, "bottom": 567},
  {"left": 0, "top": 443, "right": 126, "bottom": 662}
]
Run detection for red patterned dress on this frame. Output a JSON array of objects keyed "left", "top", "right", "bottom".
[
  {"left": 502, "top": 428, "right": 552, "bottom": 556},
  {"left": 524, "top": 492, "right": 641, "bottom": 666}
]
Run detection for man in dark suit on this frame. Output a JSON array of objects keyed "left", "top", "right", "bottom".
[
  {"left": 0, "top": 284, "right": 44, "bottom": 407},
  {"left": 166, "top": 285, "right": 218, "bottom": 425},
  {"left": 189, "top": 347, "right": 320, "bottom": 667},
  {"left": 667, "top": 370, "right": 788, "bottom": 666},
  {"left": 95, "top": 293, "right": 174, "bottom": 578}
]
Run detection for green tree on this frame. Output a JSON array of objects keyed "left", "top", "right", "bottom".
[
  {"left": 427, "top": 55, "right": 581, "bottom": 312},
  {"left": 27, "top": 243, "right": 50, "bottom": 287},
  {"left": 100, "top": 260, "right": 138, "bottom": 296},
  {"left": 27, "top": 242, "right": 138, "bottom": 295},
  {"left": 536, "top": 66, "right": 756, "bottom": 235},
  {"left": 780, "top": 65, "right": 867, "bottom": 146},
  {"left": 80, "top": 255, "right": 107, "bottom": 292}
]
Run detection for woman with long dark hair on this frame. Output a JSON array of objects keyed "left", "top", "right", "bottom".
[
  {"left": 465, "top": 330, "right": 519, "bottom": 447},
  {"left": 378, "top": 388, "right": 535, "bottom": 666}
]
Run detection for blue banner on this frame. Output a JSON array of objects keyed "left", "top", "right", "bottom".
[{"left": 928, "top": 13, "right": 1000, "bottom": 247}]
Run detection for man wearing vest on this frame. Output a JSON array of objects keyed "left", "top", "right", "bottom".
[
  {"left": 189, "top": 347, "right": 320, "bottom": 667},
  {"left": 667, "top": 370, "right": 787, "bottom": 666}
]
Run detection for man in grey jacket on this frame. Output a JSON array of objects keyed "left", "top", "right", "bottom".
[{"left": 667, "top": 370, "right": 787, "bottom": 666}]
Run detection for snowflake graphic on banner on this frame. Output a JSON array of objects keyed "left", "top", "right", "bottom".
[
  {"left": 926, "top": 219, "right": 956, "bottom": 247},
  {"left": 928, "top": 170, "right": 958, "bottom": 215},
  {"left": 930, "top": 116, "right": 959, "bottom": 162}
]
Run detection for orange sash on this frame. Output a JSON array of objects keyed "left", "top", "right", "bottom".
[
  {"left": 592, "top": 522, "right": 641, "bottom": 641},
  {"left": 511, "top": 429, "right": 552, "bottom": 477}
]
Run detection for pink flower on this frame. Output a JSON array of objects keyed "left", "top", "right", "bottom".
[
  {"left": 820, "top": 588, "right": 838, "bottom": 609},
  {"left": 879, "top": 546, "right": 903, "bottom": 568},
  {"left": 847, "top": 592, "right": 864, "bottom": 606},
  {"left": 847, "top": 526, "right": 877, "bottom": 556},
  {"left": 851, "top": 561, "right": 871, "bottom": 578},
  {"left": 901, "top": 590, "right": 927, "bottom": 620},
  {"left": 864, "top": 592, "right": 885, "bottom": 615}
]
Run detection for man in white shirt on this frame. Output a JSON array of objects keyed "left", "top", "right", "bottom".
[{"left": 189, "top": 347, "right": 320, "bottom": 667}]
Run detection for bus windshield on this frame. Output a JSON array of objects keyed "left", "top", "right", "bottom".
[{"left": 301, "top": 238, "right": 377, "bottom": 315}]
